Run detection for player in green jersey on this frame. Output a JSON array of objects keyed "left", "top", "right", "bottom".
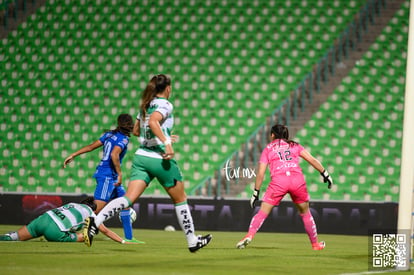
[
  {"left": 84, "top": 74, "right": 212, "bottom": 252},
  {"left": 0, "top": 197, "right": 135, "bottom": 244}
]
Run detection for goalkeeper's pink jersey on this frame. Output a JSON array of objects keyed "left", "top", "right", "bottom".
[{"left": 259, "top": 139, "right": 305, "bottom": 179}]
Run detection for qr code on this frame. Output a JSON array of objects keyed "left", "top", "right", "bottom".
[{"left": 372, "top": 233, "right": 408, "bottom": 269}]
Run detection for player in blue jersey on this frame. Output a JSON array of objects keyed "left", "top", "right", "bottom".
[
  {"left": 63, "top": 114, "right": 143, "bottom": 243},
  {"left": 83, "top": 74, "right": 212, "bottom": 252},
  {"left": 0, "top": 197, "right": 135, "bottom": 243}
]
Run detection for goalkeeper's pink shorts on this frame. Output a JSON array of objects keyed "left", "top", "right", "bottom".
[{"left": 262, "top": 172, "right": 310, "bottom": 206}]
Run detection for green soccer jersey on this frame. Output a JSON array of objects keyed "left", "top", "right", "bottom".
[
  {"left": 136, "top": 97, "right": 174, "bottom": 159},
  {"left": 46, "top": 203, "right": 95, "bottom": 232}
]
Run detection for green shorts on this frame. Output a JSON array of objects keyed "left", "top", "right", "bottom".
[
  {"left": 26, "top": 213, "right": 78, "bottom": 242},
  {"left": 130, "top": 154, "right": 183, "bottom": 188}
]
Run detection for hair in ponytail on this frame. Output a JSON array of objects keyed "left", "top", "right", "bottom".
[
  {"left": 104, "top": 114, "right": 133, "bottom": 137},
  {"left": 139, "top": 74, "right": 171, "bottom": 119},
  {"left": 114, "top": 113, "right": 133, "bottom": 136},
  {"left": 270, "top": 124, "right": 297, "bottom": 146}
]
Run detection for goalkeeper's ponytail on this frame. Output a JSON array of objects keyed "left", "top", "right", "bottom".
[{"left": 270, "top": 124, "right": 297, "bottom": 146}]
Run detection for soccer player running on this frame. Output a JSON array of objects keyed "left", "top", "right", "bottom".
[
  {"left": 63, "top": 114, "right": 143, "bottom": 243},
  {"left": 84, "top": 74, "right": 212, "bottom": 252},
  {"left": 0, "top": 197, "right": 135, "bottom": 244},
  {"left": 236, "top": 124, "right": 333, "bottom": 250}
]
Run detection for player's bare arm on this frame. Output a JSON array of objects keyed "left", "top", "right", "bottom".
[
  {"left": 299, "top": 150, "right": 324, "bottom": 172},
  {"left": 132, "top": 119, "right": 140, "bottom": 136},
  {"left": 300, "top": 150, "right": 333, "bottom": 189},
  {"left": 63, "top": 140, "right": 103, "bottom": 168},
  {"left": 148, "top": 111, "right": 174, "bottom": 159},
  {"left": 111, "top": 145, "right": 123, "bottom": 186}
]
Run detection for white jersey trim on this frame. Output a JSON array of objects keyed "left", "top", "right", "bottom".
[{"left": 135, "top": 148, "right": 163, "bottom": 159}]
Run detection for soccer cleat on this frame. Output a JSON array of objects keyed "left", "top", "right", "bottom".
[
  {"left": 236, "top": 236, "right": 252, "bottom": 249},
  {"left": 83, "top": 217, "right": 98, "bottom": 247},
  {"left": 188, "top": 234, "right": 212, "bottom": 253},
  {"left": 124, "top": 238, "right": 146, "bottom": 244},
  {"left": 312, "top": 241, "right": 326, "bottom": 250},
  {"left": 0, "top": 234, "right": 12, "bottom": 241}
]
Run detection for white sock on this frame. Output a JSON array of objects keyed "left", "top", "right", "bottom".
[
  {"left": 175, "top": 201, "right": 197, "bottom": 246},
  {"left": 95, "top": 197, "right": 130, "bottom": 227},
  {"left": 9, "top": 231, "right": 19, "bottom": 241}
]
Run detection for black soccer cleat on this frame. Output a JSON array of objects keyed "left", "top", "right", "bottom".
[
  {"left": 83, "top": 217, "right": 98, "bottom": 247},
  {"left": 189, "top": 234, "right": 212, "bottom": 253}
]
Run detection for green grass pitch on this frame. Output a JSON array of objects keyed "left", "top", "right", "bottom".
[{"left": 0, "top": 225, "right": 410, "bottom": 275}]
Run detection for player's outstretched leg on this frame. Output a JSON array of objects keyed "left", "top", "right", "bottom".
[
  {"left": 236, "top": 209, "right": 268, "bottom": 249},
  {"left": 300, "top": 210, "right": 325, "bottom": 250},
  {"left": 84, "top": 217, "right": 98, "bottom": 247},
  {"left": 188, "top": 234, "right": 213, "bottom": 253}
]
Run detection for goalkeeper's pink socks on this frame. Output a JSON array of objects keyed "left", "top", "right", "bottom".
[
  {"left": 245, "top": 209, "right": 322, "bottom": 249},
  {"left": 300, "top": 210, "right": 318, "bottom": 244},
  {"left": 247, "top": 209, "right": 268, "bottom": 238}
]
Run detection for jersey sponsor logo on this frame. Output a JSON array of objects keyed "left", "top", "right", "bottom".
[
  {"left": 276, "top": 163, "right": 298, "bottom": 170},
  {"left": 179, "top": 209, "right": 194, "bottom": 236},
  {"left": 52, "top": 208, "right": 66, "bottom": 220},
  {"left": 148, "top": 103, "right": 158, "bottom": 114}
]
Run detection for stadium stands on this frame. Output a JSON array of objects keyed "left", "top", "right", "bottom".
[
  {"left": 295, "top": 1, "right": 407, "bottom": 201},
  {"left": 0, "top": 0, "right": 406, "bottom": 203}
]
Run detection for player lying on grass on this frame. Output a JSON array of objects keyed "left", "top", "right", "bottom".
[
  {"left": 236, "top": 124, "right": 333, "bottom": 250},
  {"left": 0, "top": 197, "right": 138, "bottom": 244}
]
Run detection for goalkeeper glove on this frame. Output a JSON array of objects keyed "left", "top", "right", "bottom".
[
  {"left": 250, "top": 189, "right": 260, "bottom": 208},
  {"left": 320, "top": 170, "right": 333, "bottom": 189}
]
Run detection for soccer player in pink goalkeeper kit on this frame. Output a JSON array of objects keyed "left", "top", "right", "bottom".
[{"left": 236, "top": 124, "right": 333, "bottom": 250}]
